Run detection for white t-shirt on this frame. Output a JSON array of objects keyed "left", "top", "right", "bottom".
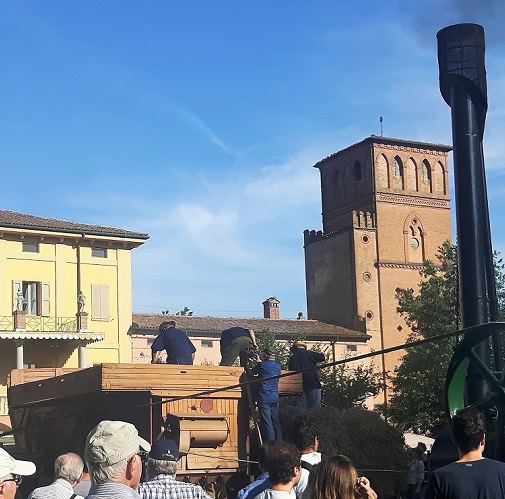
[
  {"left": 254, "top": 489, "right": 295, "bottom": 499},
  {"left": 294, "top": 452, "right": 322, "bottom": 499}
]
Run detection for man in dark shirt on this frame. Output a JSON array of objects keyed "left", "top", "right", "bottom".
[
  {"left": 252, "top": 348, "right": 282, "bottom": 442},
  {"left": 219, "top": 327, "right": 257, "bottom": 367},
  {"left": 427, "top": 408, "right": 505, "bottom": 498},
  {"left": 151, "top": 321, "right": 196, "bottom": 365},
  {"left": 288, "top": 341, "right": 325, "bottom": 409}
]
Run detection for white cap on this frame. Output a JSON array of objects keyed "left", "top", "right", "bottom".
[{"left": 0, "top": 448, "right": 36, "bottom": 479}]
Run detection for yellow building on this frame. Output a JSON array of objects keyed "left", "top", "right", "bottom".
[{"left": 0, "top": 209, "right": 148, "bottom": 428}]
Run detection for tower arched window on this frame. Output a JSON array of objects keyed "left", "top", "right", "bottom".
[
  {"left": 421, "top": 160, "right": 431, "bottom": 182},
  {"left": 392, "top": 156, "right": 403, "bottom": 178},
  {"left": 353, "top": 161, "right": 362, "bottom": 181}
]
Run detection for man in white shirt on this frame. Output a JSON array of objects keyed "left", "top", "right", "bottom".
[
  {"left": 254, "top": 442, "right": 301, "bottom": 499},
  {"left": 293, "top": 423, "right": 321, "bottom": 499},
  {"left": 28, "top": 453, "right": 84, "bottom": 499}
]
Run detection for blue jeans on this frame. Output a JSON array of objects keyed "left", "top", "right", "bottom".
[
  {"left": 258, "top": 401, "right": 282, "bottom": 441},
  {"left": 296, "top": 389, "right": 322, "bottom": 409}
]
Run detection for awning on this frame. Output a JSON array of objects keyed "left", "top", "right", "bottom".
[{"left": 0, "top": 331, "right": 104, "bottom": 342}]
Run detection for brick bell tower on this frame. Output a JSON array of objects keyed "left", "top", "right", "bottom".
[{"left": 304, "top": 135, "right": 452, "bottom": 385}]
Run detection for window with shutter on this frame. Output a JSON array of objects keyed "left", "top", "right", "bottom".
[{"left": 91, "top": 284, "right": 110, "bottom": 320}]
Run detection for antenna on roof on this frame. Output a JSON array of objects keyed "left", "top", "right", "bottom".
[{"left": 379, "top": 116, "right": 383, "bottom": 136}]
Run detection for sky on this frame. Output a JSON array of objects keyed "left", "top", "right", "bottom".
[{"left": 1, "top": 2, "right": 505, "bottom": 319}]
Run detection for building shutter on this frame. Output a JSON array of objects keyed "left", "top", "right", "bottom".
[
  {"left": 92, "top": 284, "right": 110, "bottom": 320},
  {"left": 41, "top": 282, "right": 50, "bottom": 317}
]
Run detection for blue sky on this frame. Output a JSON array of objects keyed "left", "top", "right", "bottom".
[{"left": 1, "top": 2, "right": 505, "bottom": 318}]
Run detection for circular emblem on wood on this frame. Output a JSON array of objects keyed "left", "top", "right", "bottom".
[{"left": 200, "top": 399, "right": 214, "bottom": 413}]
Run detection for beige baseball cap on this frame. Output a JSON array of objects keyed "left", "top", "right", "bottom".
[
  {"left": 85, "top": 420, "right": 151, "bottom": 466},
  {"left": 0, "top": 447, "right": 36, "bottom": 479}
]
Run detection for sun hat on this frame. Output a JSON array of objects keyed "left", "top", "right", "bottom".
[{"left": 85, "top": 420, "right": 151, "bottom": 466}]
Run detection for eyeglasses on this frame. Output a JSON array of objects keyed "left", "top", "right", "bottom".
[
  {"left": 2, "top": 475, "right": 23, "bottom": 486},
  {"left": 136, "top": 450, "right": 149, "bottom": 461}
]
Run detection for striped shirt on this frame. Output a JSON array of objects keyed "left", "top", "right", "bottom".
[
  {"left": 86, "top": 481, "right": 140, "bottom": 499},
  {"left": 138, "top": 474, "right": 213, "bottom": 499},
  {"left": 28, "top": 478, "right": 83, "bottom": 499}
]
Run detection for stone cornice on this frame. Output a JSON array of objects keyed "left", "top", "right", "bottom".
[
  {"left": 376, "top": 261, "right": 425, "bottom": 270},
  {"left": 376, "top": 192, "right": 450, "bottom": 209},
  {"left": 374, "top": 143, "right": 449, "bottom": 156}
]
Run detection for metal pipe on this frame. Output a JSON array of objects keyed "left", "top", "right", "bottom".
[{"left": 437, "top": 23, "right": 498, "bottom": 405}]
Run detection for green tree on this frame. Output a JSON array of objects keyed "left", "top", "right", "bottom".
[
  {"left": 389, "top": 241, "right": 458, "bottom": 435},
  {"left": 255, "top": 329, "right": 292, "bottom": 368},
  {"left": 389, "top": 242, "right": 505, "bottom": 435},
  {"left": 320, "top": 361, "right": 383, "bottom": 410}
]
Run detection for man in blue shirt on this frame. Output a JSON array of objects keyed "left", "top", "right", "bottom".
[
  {"left": 252, "top": 348, "right": 282, "bottom": 442},
  {"left": 151, "top": 321, "right": 196, "bottom": 365}
]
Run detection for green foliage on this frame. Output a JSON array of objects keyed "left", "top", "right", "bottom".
[
  {"left": 389, "top": 241, "right": 458, "bottom": 435},
  {"left": 176, "top": 306, "right": 193, "bottom": 316},
  {"left": 395, "top": 241, "right": 459, "bottom": 339},
  {"left": 280, "top": 406, "right": 408, "bottom": 498},
  {"left": 255, "top": 329, "right": 295, "bottom": 369},
  {"left": 390, "top": 241, "right": 505, "bottom": 435},
  {"left": 320, "top": 362, "right": 383, "bottom": 410},
  {"left": 494, "top": 251, "right": 505, "bottom": 321}
]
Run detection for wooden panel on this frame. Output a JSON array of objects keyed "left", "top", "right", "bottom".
[
  {"left": 8, "top": 368, "right": 82, "bottom": 387},
  {"left": 7, "top": 368, "right": 102, "bottom": 408},
  {"left": 100, "top": 364, "right": 243, "bottom": 395},
  {"left": 278, "top": 372, "right": 303, "bottom": 395},
  {"left": 185, "top": 447, "right": 239, "bottom": 471}
]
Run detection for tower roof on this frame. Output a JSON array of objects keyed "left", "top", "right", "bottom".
[{"left": 313, "top": 135, "right": 452, "bottom": 169}]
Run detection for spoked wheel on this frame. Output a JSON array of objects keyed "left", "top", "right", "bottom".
[{"left": 445, "top": 322, "right": 505, "bottom": 460}]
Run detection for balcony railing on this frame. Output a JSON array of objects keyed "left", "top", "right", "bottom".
[
  {"left": 0, "top": 315, "right": 78, "bottom": 332},
  {"left": 25, "top": 316, "right": 77, "bottom": 332},
  {"left": 0, "top": 316, "right": 14, "bottom": 330}
]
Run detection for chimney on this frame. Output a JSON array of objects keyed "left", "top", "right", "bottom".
[{"left": 263, "top": 297, "right": 280, "bottom": 320}]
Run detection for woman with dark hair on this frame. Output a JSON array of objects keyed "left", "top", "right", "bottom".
[{"left": 310, "top": 455, "right": 377, "bottom": 499}]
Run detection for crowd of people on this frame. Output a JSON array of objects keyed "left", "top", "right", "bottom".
[
  {"left": 2, "top": 322, "right": 504, "bottom": 498},
  {"left": 1, "top": 408, "right": 505, "bottom": 499}
]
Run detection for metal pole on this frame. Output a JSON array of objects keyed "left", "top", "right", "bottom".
[{"left": 437, "top": 23, "right": 496, "bottom": 405}]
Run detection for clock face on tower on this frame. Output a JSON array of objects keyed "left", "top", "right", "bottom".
[{"left": 410, "top": 237, "right": 420, "bottom": 250}]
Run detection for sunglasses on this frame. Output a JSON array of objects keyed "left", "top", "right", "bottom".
[
  {"left": 2, "top": 475, "right": 23, "bottom": 486},
  {"left": 135, "top": 449, "right": 149, "bottom": 462}
]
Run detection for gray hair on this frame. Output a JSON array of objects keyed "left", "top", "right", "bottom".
[
  {"left": 55, "top": 453, "right": 84, "bottom": 482},
  {"left": 87, "top": 450, "right": 136, "bottom": 484},
  {"left": 146, "top": 458, "right": 177, "bottom": 479}
]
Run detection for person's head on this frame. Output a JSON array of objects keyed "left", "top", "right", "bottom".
[
  {"left": 263, "top": 347, "right": 276, "bottom": 361},
  {"left": 0, "top": 448, "right": 36, "bottom": 499},
  {"left": 311, "top": 455, "right": 358, "bottom": 499},
  {"left": 159, "top": 321, "right": 176, "bottom": 331},
  {"left": 265, "top": 442, "right": 301, "bottom": 486},
  {"left": 146, "top": 439, "right": 179, "bottom": 480},
  {"left": 293, "top": 422, "right": 319, "bottom": 453},
  {"left": 417, "top": 442, "right": 427, "bottom": 454},
  {"left": 54, "top": 453, "right": 84, "bottom": 484},
  {"left": 291, "top": 341, "right": 307, "bottom": 353},
  {"left": 85, "top": 420, "right": 150, "bottom": 488},
  {"left": 451, "top": 408, "right": 486, "bottom": 454}
]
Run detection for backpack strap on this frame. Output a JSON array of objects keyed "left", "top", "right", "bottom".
[{"left": 300, "top": 461, "right": 317, "bottom": 483}]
